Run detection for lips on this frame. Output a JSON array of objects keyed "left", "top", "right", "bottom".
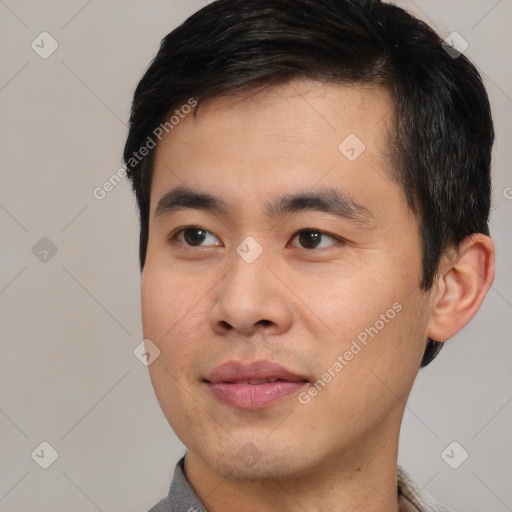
[
  {"left": 204, "top": 360, "right": 309, "bottom": 410},
  {"left": 206, "top": 360, "right": 308, "bottom": 384}
]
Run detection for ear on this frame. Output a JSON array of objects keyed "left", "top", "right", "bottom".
[{"left": 427, "top": 234, "right": 495, "bottom": 342}]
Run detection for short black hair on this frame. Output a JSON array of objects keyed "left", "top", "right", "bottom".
[{"left": 123, "top": 0, "right": 494, "bottom": 367}]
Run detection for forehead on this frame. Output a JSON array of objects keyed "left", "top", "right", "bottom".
[
  {"left": 150, "top": 79, "right": 398, "bottom": 215},
  {"left": 166, "top": 80, "right": 393, "bottom": 150}
]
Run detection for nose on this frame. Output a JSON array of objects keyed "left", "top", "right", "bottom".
[{"left": 209, "top": 253, "right": 293, "bottom": 337}]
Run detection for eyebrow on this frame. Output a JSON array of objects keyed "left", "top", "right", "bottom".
[
  {"left": 266, "top": 188, "right": 373, "bottom": 223},
  {"left": 154, "top": 185, "right": 373, "bottom": 224}
]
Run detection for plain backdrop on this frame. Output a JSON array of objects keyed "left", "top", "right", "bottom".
[{"left": 1, "top": 1, "right": 511, "bottom": 511}]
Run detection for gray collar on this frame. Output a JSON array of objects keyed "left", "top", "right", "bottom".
[
  {"left": 148, "top": 457, "right": 452, "bottom": 512},
  {"left": 147, "top": 457, "right": 207, "bottom": 512}
]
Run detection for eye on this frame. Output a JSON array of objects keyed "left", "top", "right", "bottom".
[
  {"left": 289, "top": 229, "right": 340, "bottom": 249},
  {"left": 172, "top": 226, "right": 222, "bottom": 247}
]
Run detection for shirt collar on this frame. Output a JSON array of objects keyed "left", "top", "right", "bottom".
[{"left": 152, "top": 457, "right": 451, "bottom": 512}]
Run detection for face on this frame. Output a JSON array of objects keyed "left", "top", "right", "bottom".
[{"left": 141, "top": 80, "right": 433, "bottom": 480}]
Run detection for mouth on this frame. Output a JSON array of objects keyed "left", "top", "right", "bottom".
[{"left": 204, "top": 360, "right": 309, "bottom": 410}]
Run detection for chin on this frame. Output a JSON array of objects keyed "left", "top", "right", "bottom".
[
  {"left": 193, "top": 435, "right": 318, "bottom": 481},
  {"left": 209, "top": 453, "right": 301, "bottom": 481}
]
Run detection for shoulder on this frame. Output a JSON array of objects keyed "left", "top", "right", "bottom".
[{"left": 398, "top": 466, "right": 455, "bottom": 512}]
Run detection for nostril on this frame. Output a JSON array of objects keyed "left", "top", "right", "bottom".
[
  {"left": 257, "top": 320, "right": 273, "bottom": 326},
  {"left": 220, "top": 320, "right": 232, "bottom": 330}
]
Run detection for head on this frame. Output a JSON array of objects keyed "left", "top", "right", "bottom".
[{"left": 123, "top": 0, "right": 494, "bottom": 481}]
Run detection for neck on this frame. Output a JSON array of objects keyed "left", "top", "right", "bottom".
[{"left": 184, "top": 431, "right": 401, "bottom": 512}]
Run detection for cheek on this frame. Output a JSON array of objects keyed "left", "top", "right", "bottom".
[
  {"left": 141, "top": 263, "right": 214, "bottom": 389},
  {"left": 290, "top": 269, "right": 397, "bottom": 342},
  {"left": 141, "top": 266, "right": 207, "bottom": 424},
  {"left": 141, "top": 263, "right": 202, "bottom": 339},
  {"left": 295, "top": 265, "right": 427, "bottom": 377}
]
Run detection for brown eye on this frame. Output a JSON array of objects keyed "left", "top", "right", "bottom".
[
  {"left": 175, "top": 227, "right": 221, "bottom": 247},
  {"left": 290, "top": 229, "right": 338, "bottom": 249}
]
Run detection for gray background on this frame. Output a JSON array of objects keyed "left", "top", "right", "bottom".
[{"left": 0, "top": 0, "right": 510, "bottom": 511}]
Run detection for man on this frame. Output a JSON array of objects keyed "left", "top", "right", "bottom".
[{"left": 123, "top": 0, "right": 495, "bottom": 510}]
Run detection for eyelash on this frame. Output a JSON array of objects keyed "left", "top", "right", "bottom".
[{"left": 169, "top": 226, "right": 343, "bottom": 250}]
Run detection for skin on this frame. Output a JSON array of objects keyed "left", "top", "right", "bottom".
[{"left": 141, "top": 79, "right": 495, "bottom": 512}]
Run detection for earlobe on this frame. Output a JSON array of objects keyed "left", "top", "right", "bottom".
[{"left": 427, "top": 234, "right": 495, "bottom": 342}]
